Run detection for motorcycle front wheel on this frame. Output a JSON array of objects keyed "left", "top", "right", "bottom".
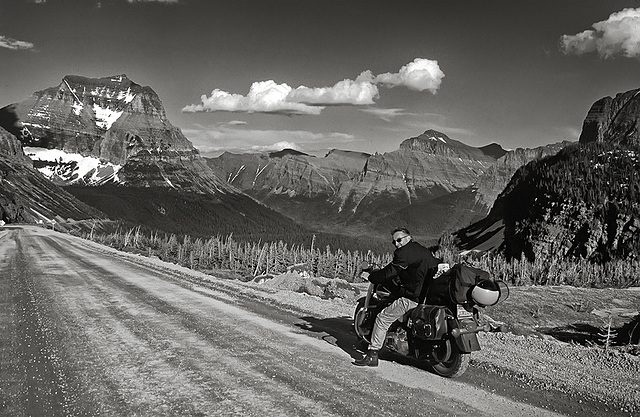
[
  {"left": 353, "top": 298, "right": 371, "bottom": 346},
  {"left": 430, "top": 340, "right": 470, "bottom": 378}
]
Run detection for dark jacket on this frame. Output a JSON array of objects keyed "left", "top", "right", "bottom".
[{"left": 368, "top": 240, "right": 440, "bottom": 302}]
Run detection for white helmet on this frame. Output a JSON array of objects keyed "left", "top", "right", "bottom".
[{"left": 471, "top": 280, "right": 501, "bottom": 306}]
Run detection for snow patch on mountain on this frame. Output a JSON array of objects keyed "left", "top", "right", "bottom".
[
  {"left": 25, "top": 147, "right": 122, "bottom": 184},
  {"left": 64, "top": 76, "right": 137, "bottom": 130},
  {"left": 93, "top": 104, "right": 124, "bottom": 130},
  {"left": 428, "top": 133, "right": 447, "bottom": 143},
  {"left": 72, "top": 101, "right": 84, "bottom": 116}
]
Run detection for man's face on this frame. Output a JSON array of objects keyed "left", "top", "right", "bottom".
[{"left": 392, "top": 231, "right": 410, "bottom": 248}]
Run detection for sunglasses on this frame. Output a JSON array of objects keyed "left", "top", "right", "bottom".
[{"left": 392, "top": 235, "right": 408, "bottom": 245}]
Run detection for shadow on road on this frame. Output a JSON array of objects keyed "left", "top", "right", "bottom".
[
  {"left": 295, "top": 315, "right": 433, "bottom": 371},
  {"left": 296, "top": 316, "right": 364, "bottom": 360}
]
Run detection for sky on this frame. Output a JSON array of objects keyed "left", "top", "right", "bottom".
[{"left": 1, "top": 0, "right": 640, "bottom": 157}]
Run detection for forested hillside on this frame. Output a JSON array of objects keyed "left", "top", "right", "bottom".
[
  {"left": 478, "top": 141, "right": 640, "bottom": 263},
  {"left": 66, "top": 185, "right": 390, "bottom": 255}
]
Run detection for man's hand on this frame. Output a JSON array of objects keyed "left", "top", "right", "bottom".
[{"left": 360, "top": 271, "right": 370, "bottom": 281}]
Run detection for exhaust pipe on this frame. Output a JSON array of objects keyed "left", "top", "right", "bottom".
[{"left": 450, "top": 323, "right": 491, "bottom": 337}]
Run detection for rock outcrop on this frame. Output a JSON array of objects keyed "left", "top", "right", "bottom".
[
  {"left": 579, "top": 88, "right": 640, "bottom": 145},
  {"left": 0, "top": 126, "right": 30, "bottom": 163}
]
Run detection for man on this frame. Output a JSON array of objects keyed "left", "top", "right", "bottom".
[{"left": 354, "top": 227, "right": 440, "bottom": 367}]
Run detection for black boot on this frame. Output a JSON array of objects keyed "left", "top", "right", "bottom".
[{"left": 354, "top": 349, "right": 379, "bottom": 367}]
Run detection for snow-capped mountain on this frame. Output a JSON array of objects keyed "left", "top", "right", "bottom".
[
  {"left": 0, "top": 74, "right": 229, "bottom": 193},
  {"left": 4, "top": 74, "right": 194, "bottom": 163}
]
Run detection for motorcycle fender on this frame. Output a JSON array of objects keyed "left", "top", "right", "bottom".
[{"left": 454, "top": 333, "right": 481, "bottom": 353}]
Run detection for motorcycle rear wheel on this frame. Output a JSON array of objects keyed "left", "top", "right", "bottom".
[{"left": 431, "top": 340, "right": 470, "bottom": 378}]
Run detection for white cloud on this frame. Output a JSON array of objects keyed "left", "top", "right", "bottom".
[
  {"left": 183, "top": 58, "right": 444, "bottom": 115},
  {"left": 560, "top": 8, "right": 640, "bottom": 58},
  {"left": 287, "top": 72, "right": 379, "bottom": 105},
  {"left": 0, "top": 35, "right": 34, "bottom": 50},
  {"left": 182, "top": 80, "right": 323, "bottom": 115},
  {"left": 374, "top": 58, "right": 445, "bottom": 93},
  {"left": 560, "top": 30, "right": 598, "bottom": 55}
]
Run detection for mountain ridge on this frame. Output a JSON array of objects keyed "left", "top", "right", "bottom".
[{"left": 207, "top": 129, "right": 566, "bottom": 241}]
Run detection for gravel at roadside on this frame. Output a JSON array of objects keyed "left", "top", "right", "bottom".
[{"left": 229, "top": 275, "right": 640, "bottom": 415}]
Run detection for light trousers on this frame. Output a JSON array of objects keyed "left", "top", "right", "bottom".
[{"left": 369, "top": 297, "right": 418, "bottom": 350}]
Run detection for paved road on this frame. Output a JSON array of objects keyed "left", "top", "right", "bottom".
[{"left": 0, "top": 225, "right": 567, "bottom": 417}]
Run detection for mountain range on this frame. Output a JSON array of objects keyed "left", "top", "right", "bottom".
[
  {"left": 2, "top": 74, "right": 637, "bottom": 263},
  {"left": 207, "top": 130, "right": 568, "bottom": 242}
]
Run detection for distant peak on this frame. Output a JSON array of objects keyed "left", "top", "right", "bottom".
[
  {"left": 61, "top": 74, "right": 137, "bottom": 90},
  {"left": 268, "top": 148, "right": 308, "bottom": 158},
  {"left": 419, "top": 129, "right": 451, "bottom": 143},
  {"left": 478, "top": 143, "right": 507, "bottom": 159},
  {"left": 399, "top": 130, "right": 454, "bottom": 152},
  {"left": 324, "top": 149, "right": 370, "bottom": 159}
]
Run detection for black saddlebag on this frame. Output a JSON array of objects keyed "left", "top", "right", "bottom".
[{"left": 409, "top": 304, "right": 447, "bottom": 340}]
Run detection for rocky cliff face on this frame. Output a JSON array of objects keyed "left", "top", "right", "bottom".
[
  {"left": 208, "top": 130, "right": 564, "bottom": 241},
  {"left": 0, "top": 127, "right": 30, "bottom": 164},
  {"left": 472, "top": 141, "right": 571, "bottom": 210},
  {"left": 579, "top": 88, "right": 640, "bottom": 145}
]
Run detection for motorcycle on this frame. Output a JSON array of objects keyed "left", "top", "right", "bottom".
[{"left": 353, "top": 262, "right": 508, "bottom": 378}]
